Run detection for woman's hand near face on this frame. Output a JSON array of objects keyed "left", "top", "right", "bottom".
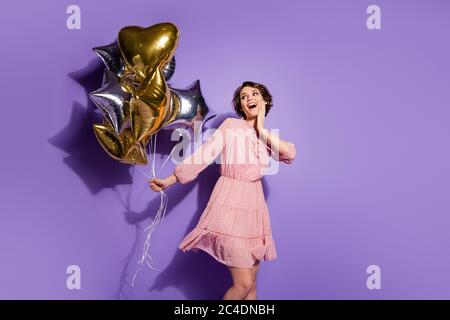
[
  {"left": 148, "top": 174, "right": 178, "bottom": 192},
  {"left": 255, "top": 105, "right": 295, "bottom": 162},
  {"left": 256, "top": 103, "right": 267, "bottom": 135}
]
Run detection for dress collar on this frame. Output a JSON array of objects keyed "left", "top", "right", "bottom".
[{"left": 240, "top": 117, "right": 256, "bottom": 131}]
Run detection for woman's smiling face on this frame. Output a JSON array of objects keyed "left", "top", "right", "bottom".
[{"left": 239, "top": 86, "right": 267, "bottom": 120}]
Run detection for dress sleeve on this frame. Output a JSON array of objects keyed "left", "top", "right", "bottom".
[
  {"left": 267, "top": 136, "right": 297, "bottom": 164},
  {"left": 278, "top": 141, "right": 296, "bottom": 164},
  {"left": 173, "top": 118, "right": 231, "bottom": 184}
]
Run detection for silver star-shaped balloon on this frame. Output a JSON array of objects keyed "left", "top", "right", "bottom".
[
  {"left": 93, "top": 41, "right": 125, "bottom": 77},
  {"left": 89, "top": 69, "right": 131, "bottom": 133},
  {"left": 163, "top": 80, "right": 211, "bottom": 137}
]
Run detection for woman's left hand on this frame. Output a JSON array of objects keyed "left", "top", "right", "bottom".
[{"left": 256, "top": 103, "right": 266, "bottom": 133}]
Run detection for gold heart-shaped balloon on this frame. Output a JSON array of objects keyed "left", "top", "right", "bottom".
[
  {"left": 118, "top": 22, "right": 179, "bottom": 142},
  {"left": 118, "top": 23, "right": 179, "bottom": 80}
]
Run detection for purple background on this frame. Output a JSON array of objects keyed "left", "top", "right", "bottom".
[{"left": 0, "top": 0, "right": 449, "bottom": 299}]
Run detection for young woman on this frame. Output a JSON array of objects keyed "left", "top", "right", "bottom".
[{"left": 149, "top": 81, "right": 296, "bottom": 300}]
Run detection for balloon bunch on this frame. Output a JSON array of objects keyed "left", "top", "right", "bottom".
[
  {"left": 90, "top": 23, "right": 211, "bottom": 285},
  {"left": 90, "top": 22, "right": 210, "bottom": 165}
]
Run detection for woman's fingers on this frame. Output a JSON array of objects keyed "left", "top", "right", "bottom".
[
  {"left": 148, "top": 179, "right": 158, "bottom": 191},
  {"left": 148, "top": 178, "right": 160, "bottom": 186},
  {"left": 150, "top": 184, "right": 162, "bottom": 192},
  {"left": 147, "top": 177, "right": 169, "bottom": 192},
  {"left": 148, "top": 180, "right": 163, "bottom": 192}
]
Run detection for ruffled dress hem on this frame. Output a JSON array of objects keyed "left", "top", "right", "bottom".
[{"left": 178, "top": 227, "right": 277, "bottom": 268}]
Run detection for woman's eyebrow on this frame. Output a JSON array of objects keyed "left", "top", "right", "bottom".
[{"left": 240, "top": 90, "right": 258, "bottom": 97}]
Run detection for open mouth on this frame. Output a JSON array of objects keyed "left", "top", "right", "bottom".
[{"left": 248, "top": 102, "right": 257, "bottom": 109}]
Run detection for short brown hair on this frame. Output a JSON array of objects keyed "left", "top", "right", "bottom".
[{"left": 232, "top": 81, "right": 273, "bottom": 119}]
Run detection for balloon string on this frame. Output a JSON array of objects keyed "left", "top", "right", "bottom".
[
  {"left": 131, "top": 189, "right": 168, "bottom": 286},
  {"left": 157, "top": 142, "right": 178, "bottom": 177},
  {"left": 131, "top": 132, "right": 175, "bottom": 287},
  {"left": 151, "top": 132, "right": 157, "bottom": 178}
]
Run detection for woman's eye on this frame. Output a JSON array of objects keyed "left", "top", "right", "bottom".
[{"left": 253, "top": 92, "right": 258, "bottom": 96}]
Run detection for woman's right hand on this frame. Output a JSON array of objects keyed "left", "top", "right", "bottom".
[{"left": 148, "top": 174, "right": 178, "bottom": 192}]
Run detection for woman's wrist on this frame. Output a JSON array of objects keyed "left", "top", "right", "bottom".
[{"left": 168, "top": 173, "right": 178, "bottom": 185}]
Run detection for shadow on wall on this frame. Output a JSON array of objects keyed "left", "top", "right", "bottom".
[
  {"left": 49, "top": 59, "right": 133, "bottom": 194},
  {"left": 50, "top": 60, "right": 271, "bottom": 299}
]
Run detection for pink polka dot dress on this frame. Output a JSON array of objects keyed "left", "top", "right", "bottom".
[{"left": 173, "top": 117, "right": 296, "bottom": 268}]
